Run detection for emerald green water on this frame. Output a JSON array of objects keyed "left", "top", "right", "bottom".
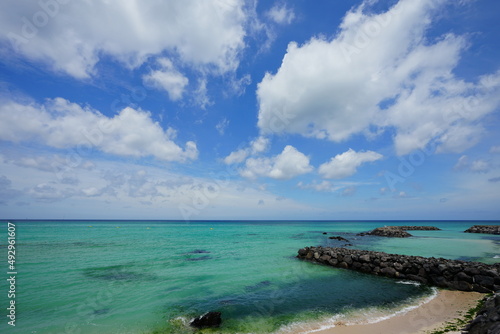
[{"left": 0, "top": 221, "right": 498, "bottom": 333}]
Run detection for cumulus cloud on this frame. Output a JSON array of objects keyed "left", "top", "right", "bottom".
[
  {"left": 491, "top": 146, "right": 500, "bottom": 154},
  {"left": 251, "top": 136, "right": 270, "bottom": 154},
  {"left": 0, "top": 0, "right": 247, "bottom": 78},
  {"left": 28, "top": 183, "right": 77, "bottom": 202},
  {"left": 319, "top": 149, "right": 382, "bottom": 179},
  {"left": 266, "top": 3, "right": 295, "bottom": 25},
  {"left": 454, "top": 155, "right": 490, "bottom": 173},
  {"left": 223, "top": 136, "right": 269, "bottom": 164},
  {"left": 256, "top": 0, "right": 500, "bottom": 155},
  {"left": 143, "top": 58, "right": 188, "bottom": 101},
  {"left": 0, "top": 97, "right": 198, "bottom": 162},
  {"left": 224, "top": 148, "right": 249, "bottom": 165},
  {"left": 240, "top": 145, "right": 313, "bottom": 179}
]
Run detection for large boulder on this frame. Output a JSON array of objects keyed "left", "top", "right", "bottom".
[
  {"left": 190, "top": 311, "right": 222, "bottom": 329},
  {"left": 463, "top": 293, "right": 500, "bottom": 334}
]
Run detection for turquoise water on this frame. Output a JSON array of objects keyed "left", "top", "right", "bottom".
[{"left": 0, "top": 220, "right": 499, "bottom": 333}]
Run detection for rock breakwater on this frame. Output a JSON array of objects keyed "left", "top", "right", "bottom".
[
  {"left": 465, "top": 225, "right": 500, "bottom": 235},
  {"left": 463, "top": 292, "right": 500, "bottom": 334},
  {"left": 297, "top": 247, "right": 500, "bottom": 293},
  {"left": 357, "top": 225, "right": 441, "bottom": 238}
]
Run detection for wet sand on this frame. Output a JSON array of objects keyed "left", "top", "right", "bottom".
[{"left": 290, "top": 289, "right": 483, "bottom": 334}]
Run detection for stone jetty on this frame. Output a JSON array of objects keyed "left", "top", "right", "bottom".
[
  {"left": 463, "top": 292, "right": 500, "bottom": 334},
  {"left": 297, "top": 247, "right": 500, "bottom": 293},
  {"left": 465, "top": 225, "right": 500, "bottom": 235},
  {"left": 357, "top": 225, "right": 441, "bottom": 238}
]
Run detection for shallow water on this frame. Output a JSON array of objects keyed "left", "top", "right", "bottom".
[{"left": 0, "top": 220, "right": 498, "bottom": 333}]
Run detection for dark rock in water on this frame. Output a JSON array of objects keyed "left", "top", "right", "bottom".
[
  {"left": 186, "top": 255, "right": 212, "bottom": 261},
  {"left": 322, "top": 232, "right": 328, "bottom": 235},
  {"left": 92, "top": 308, "right": 110, "bottom": 315},
  {"left": 357, "top": 225, "right": 440, "bottom": 238},
  {"left": 190, "top": 311, "right": 222, "bottom": 329},
  {"left": 464, "top": 225, "right": 500, "bottom": 235},
  {"left": 328, "top": 236, "right": 350, "bottom": 242},
  {"left": 188, "top": 249, "right": 211, "bottom": 254},
  {"left": 362, "top": 227, "right": 412, "bottom": 238}
]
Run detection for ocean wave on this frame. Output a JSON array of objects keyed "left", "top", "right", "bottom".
[
  {"left": 494, "top": 255, "right": 500, "bottom": 259},
  {"left": 396, "top": 280, "right": 421, "bottom": 286}
]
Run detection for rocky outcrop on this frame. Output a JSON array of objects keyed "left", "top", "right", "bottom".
[
  {"left": 463, "top": 293, "right": 500, "bottom": 334},
  {"left": 360, "top": 227, "right": 413, "bottom": 238},
  {"left": 400, "top": 226, "right": 441, "bottom": 231},
  {"left": 190, "top": 311, "right": 222, "bottom": 329},
  {"left": 297, "top": 247, "right": 500, "bottom": 293},
  {"left": 357, "top": 226, "right": 441, "bottom": 238},
  {"left": 465, "top": 225, "right": 500, "bottom": 235},
  {"left": 328, "top": 236, "right": 350, "bottom": 242}
]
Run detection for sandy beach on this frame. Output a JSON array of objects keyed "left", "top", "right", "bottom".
[{"left": 288, "top": 289, "right": 484, "bottom": 334}]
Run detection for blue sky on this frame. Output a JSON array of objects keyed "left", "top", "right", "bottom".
[{"left": 0, "top": 0, "right": 499, "bottom": 220}]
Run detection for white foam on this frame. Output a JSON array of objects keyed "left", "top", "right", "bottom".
[
  {"left": 493, "top": 255, "right": 500, "bottom": 259},
  {"left": 274, "top": 288, "right": 439, "bottom": 334},
  {"left": 396, "top": 280, "right": 421, "bottom": 286}
]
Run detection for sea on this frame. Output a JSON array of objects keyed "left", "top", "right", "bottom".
[{"left": 0, "top": 220, "right": 499, "bottom": 334}]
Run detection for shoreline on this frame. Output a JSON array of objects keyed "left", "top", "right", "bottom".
[{"left": 287, "top": 289, "right": 483, "bottom": 334}]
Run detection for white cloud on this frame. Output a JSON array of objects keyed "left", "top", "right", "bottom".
[
  {"left": 192, "top": 78, "right": 213, "bottom": 109},
  {"left": 490, "top": 146, "right": 500, "bottom": 154},
  {"left": 395, "top": 191, "right": 408, "bottom": 198},
  {"left": 0, "top": 175, "right": 22, "bottom": 203},
  {"left": 251, "top": 136, "right": 270, "bottom": 154},
  {"left": 266, "top": 3, "right": 295, "bottom": 25},
  {"left": 256, "top": 0, "right": 500, "bottom": 155},
  {"left": 319, "top": 149, "right": 382, "bottom": 179},
  {"left": 143, "top": 58, "right": 188, "bottom": 101},
  {"left": 0, "top": 0, "right": 247, "bottom": 78},
  {"left": 224, "top": 148, "right": 249, "bottom": 165},
  {"left": 470, "top": 160, "right": 490, "bottom": 173},
  {"left": 216, "top": 118, "right": 230, "bottom": 135},
  {"left": 298, "top": 180, "right": 338, "bottom": 192},
  {"left": 342, "top": 186, "right": 357, "bottom": 197},
  {"left": 454, "top": 155, "right": 490, "bottom": 173},
  {"left": 227, "top": 74, "right": 252, "bottom": 97},
  {"left": 223, "top": 136, "right": 269, "bottom": 164},
  {"left": 380, "top": 187, "right": 390, "bottom": 195},
  {"left": 1, "top": 152, "right": 315, "bottom": 219},
  {"left": 240, "top": 145, "right": 313, "bottom": 179},
  {"left": 454, "top": 155, "right": 469, "bottom": 171},
  {"left": 0, "top": 97, "right": 198, "bottom": 162}
]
